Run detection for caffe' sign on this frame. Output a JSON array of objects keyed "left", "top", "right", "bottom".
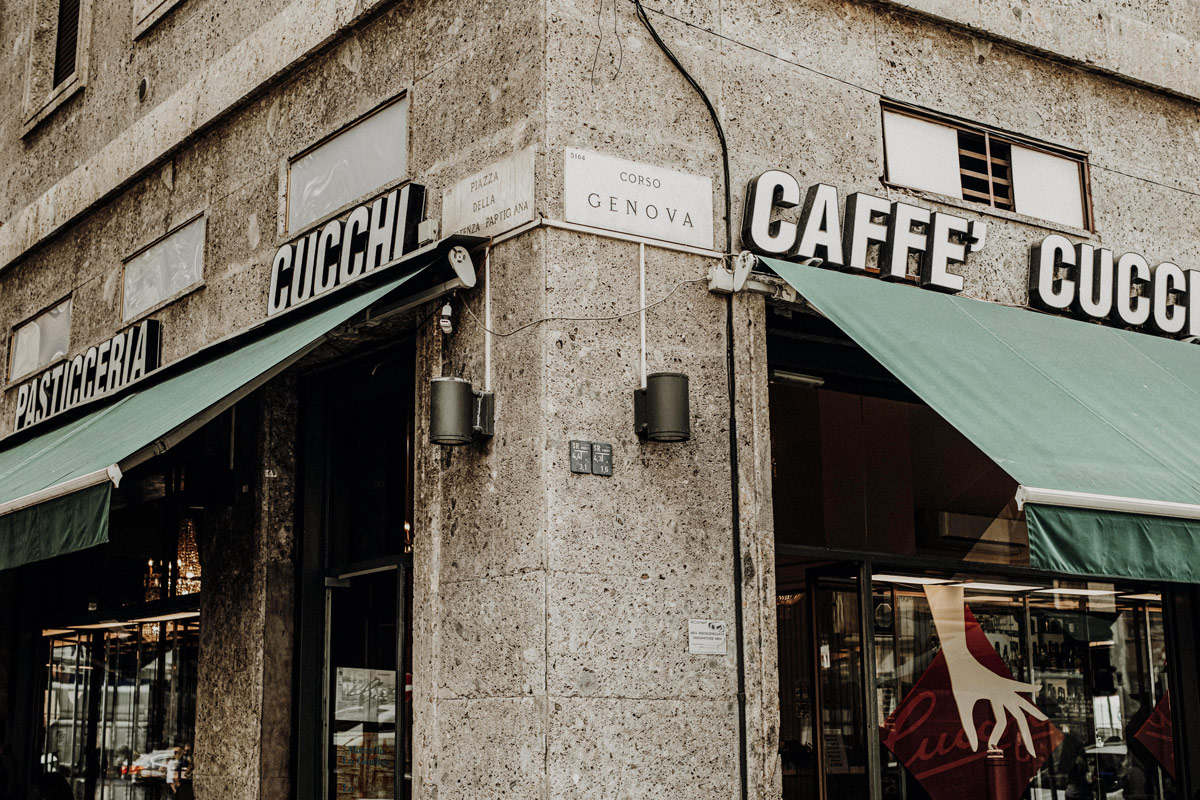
[{"left": 742, "top": 170, "right": 987, "bottom": 294}]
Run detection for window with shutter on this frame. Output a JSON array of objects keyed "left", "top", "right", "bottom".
[
  {"left": 22, "top": 0, "right": 92, "bottom": 133},
  {"left": 52, "top": 0, "right": 80, "bottom": 87},
  {"left": 882, "top": 103, "right": 1090, "bottom": 231}
]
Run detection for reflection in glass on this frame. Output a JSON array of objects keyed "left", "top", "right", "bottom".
[
  {"left": 870, "top": 574, "right": 1177, "bottom": 800},
  {"left": 37, "top": 616, "right": 199, "bottom": 800},
  {"left": 287, "top": 98, "right": 409, "bottom": 234},
  {"left": 11, "top": 298, "right": 72, "bottom": 380},
  {"left": 814, "top": 578, "right": 869, "bottom": 799},
  {"left": 123, "top": 217, "right": 206, "bottom": 321},
  {"left": 328, "top": 570, "right": 409, "bottom": 800}
]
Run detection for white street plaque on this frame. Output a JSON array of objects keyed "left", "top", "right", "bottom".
[
  {"left": 688, "top": 619, "right": 728, "bottom": 655},
  {"left": 442, "top": 147, "right": 535, "bottom": 239},
  {"left": 564, "top": 148, "right": 714, "bottom": 249}
]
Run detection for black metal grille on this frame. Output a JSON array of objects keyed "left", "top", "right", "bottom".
[
  {"left": 957, "top": 130, "right": 1013, "bottom": 211},
  {"left": 53, "top": 0, "right": 80, "bottom": 88}
]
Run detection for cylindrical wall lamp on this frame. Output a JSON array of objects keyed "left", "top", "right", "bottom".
[
  {"left": 633, "top": 372, "right": 690, "bottom": 442},
  {"left": 429, "top": 377, "right": 494, "bottom": 445}
]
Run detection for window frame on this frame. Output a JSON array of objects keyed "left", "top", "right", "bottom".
[
  {"left": 21, "top": 0, "right": 93, "bottom": 136},
  {"left": 132, "top": 0, "right": 189, "bottom": 39},
  {"left": 8, "top": 295, "right": 73, "bottom": 384},
  {"left": 880, "top": 101, "right": 1094, "bottom": 233},
  {"left": 120, "top": 212, "right": 208, "bottom": 324},
  {"left": 282, "top": 93, "right": 412, "bottom": 238}
]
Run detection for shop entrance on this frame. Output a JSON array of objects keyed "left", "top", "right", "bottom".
[
  {"left": 777, "top": 561, "right": 875, "bottom": 800},
  {"left": 326, "top": 564, "right": 412, "bottom": 800}
]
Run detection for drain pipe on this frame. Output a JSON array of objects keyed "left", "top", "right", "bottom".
[{"left": 631, "top": 5, "right": 748, "bottom": 800}]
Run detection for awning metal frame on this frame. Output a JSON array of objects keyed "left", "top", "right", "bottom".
[{"left": 1016, "top": 485, "right": 1200, "bottom": 521}]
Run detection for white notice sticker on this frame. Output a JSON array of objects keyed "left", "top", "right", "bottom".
[{"left": 688, "top": 619, "right": 728, "bottom": 655}]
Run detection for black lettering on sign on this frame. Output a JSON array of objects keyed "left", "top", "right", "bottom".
[
  {"left": 267, "top": 183, "right": 427, "bottom": 317},
  {"left": 13, "top": 320, "right": 162, "bottom": 433}
]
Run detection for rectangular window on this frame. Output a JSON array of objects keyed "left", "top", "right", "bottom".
[
  {"left": 52, "top": 0, "right": 80, "bottom": 87},
  {"left": 10, "top": 298, "right": 72, "bottom": 381},
  {"left": 38, "top": 616, "right": 200, "bottom": 799},
  {"left": 287, "top": 97, "right": 410, "bottom": 234},
  {"left": 122, "top": 216, "right": 206, "bottom": 322},
  {"left": 133, "top": 0, "right": 187, "bottom": 37},
  {"left": 882, "top": 105, "right": 1089, "bottom": 230}
]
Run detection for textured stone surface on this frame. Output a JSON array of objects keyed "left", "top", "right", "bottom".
[
  {"left": 2, "top": 1, "right": 1200, "bottom": 800},
  {"left": 191, "top": 381, "right": 296, "bottom": 800}
]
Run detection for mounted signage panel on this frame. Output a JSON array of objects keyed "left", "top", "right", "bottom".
[
  {"left": 14, "top": 320, "right": 161, "bottom": 432},
  {"left": 1029, "top": 234, "right": 1200, "bottom": 338},
  {"left": 268, "top": 183, "right": 426, "bottom": 317},
  {"left": 741, "top": 170, "right": 987, "bottom": 294},
  {"left": 563, "top": 148, "right": 714, "bottom": 249},
  {"left": 442, "top": 148, "right": 535, "bottom": 239}
]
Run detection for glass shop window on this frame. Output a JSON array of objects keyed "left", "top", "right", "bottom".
[
  {"left": 286, "top": 97, "right": 410, "bottom": 234},
  {"left": 774, "top": 562, "right": 1179, "bottom": 800},
  {"left": 873, "top": 572, "right": 1176, "bottom": 800},
  {"left": 31, "top": 459, "right": 206, "bottom": 800},
  {"left": 882, "top": 105, "right": 1090, "bottom": 230},
  {"left": 122, "top": 216, "right": 206, "bottom": 322},
  {"left": 769, "top": 308, "right": 1028, "bottom": 568},
  {"left": 10, "top": 298, "right": 72, "bottom": 381},
  {"left": 37, "top": 616, "right": 200, "bottom": 800}
]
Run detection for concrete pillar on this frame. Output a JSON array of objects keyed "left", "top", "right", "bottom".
[
  {"left": 733, "top": 291, "right": 782, "bottom": 800},
  {"left": 193, "top": 379, "right": 297, "bottom": 800}
]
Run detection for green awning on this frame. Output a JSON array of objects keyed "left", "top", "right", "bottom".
[
  {"left": 763, "top": 257, "right": 1200, "bottom": 583},
  {"left": 0, "top": 264, "right": 430, "bottom": 572}
]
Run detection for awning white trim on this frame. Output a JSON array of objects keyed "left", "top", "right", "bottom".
[
  {"left": 1016, "top": 485, "right": 1200, "bottom": 521},
  {"left": 0, "top": 465, "right": 122, "bottom": 517}
]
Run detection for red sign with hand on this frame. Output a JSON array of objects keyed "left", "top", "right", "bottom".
[
  {"left": 880, "top": 604, "right": 1063, "bottom": 800},
  {"left": 1134, "top": 690, "right": 1175, "bottom": 779}
]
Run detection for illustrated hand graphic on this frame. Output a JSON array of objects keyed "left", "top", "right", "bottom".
[
  {"left": 939, "top": 646, "right": 1048, "bottom": 755},
  {"left": 925, "top": 585, "right": 1048, "bottom": 757}
]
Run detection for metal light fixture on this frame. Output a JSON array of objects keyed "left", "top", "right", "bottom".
[
  {"left": 633, "top": 372, "right": 690, "bottom": 442},
  {"left": 429, "top": 378, "right": 494, "bottom": 445}
]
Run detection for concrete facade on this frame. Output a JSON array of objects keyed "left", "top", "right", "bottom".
[{"left": 0, "top": 0, "right": 1198, "bottom": 799}]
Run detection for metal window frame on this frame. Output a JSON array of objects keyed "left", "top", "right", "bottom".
[
  {"left": 776, "top": 544, "right": 1194, "bottom": 798},
  {"left": 879, "top": 100, "right": 1093, "bottom": 231},
  {"left": 7, "top": 293, "right": 73, "bottom": 384},
  {"left": 296, "top": 341, "right": 417, "bottom": 800}
]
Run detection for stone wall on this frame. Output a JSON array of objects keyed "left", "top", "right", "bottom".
[
  {"left": 193, "top": 379, "right": 297, "bottom": 800},
  {"left": 0, "top": 1, "right": 1198, "bottom": 799}
]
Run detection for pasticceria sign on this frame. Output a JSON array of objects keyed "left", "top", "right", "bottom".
[
  {"left": 14, "top": 320, "right": 161, "bottom": 432},
  {"left": 268, "top": 183, "right": 426, "bottom": 316}
]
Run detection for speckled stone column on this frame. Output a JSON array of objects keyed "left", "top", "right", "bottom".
[{"left": 192, "top": 379, "right": 297, "bottom": 800}]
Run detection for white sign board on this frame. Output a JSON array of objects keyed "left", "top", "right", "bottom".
[
  {"left": 442, "top": 147, "right": 535, "bottom": 238},
  {"left": 564, "top": 148, "right": 714, "bottom": 249},
  {"left": 688, "top": 619, "right": 728, "bottom": 655}
]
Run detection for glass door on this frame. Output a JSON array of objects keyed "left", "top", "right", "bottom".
[
  {"left": 778, "top": 561, "right": 875, "bottom": 800},
  {"left": 325, "top": 564, "right": 412, "bottom": 800}
]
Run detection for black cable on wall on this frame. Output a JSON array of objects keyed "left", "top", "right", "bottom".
[{"left": 630, "top": 5, "right": 750, "bottom": 800}]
